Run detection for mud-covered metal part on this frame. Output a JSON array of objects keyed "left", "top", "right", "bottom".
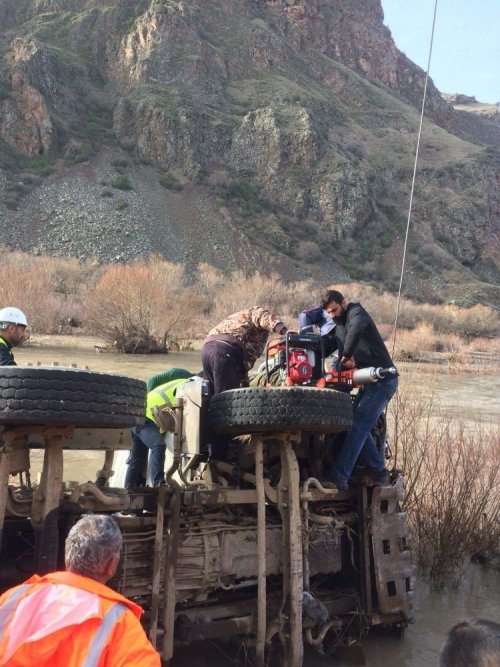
[
  {"left": 0, "top": 364, "right": 415, "bottom": 666},
  {"left": 276, "top": 436, "right": 304, "bottom": 666},
  {"left": 150, "top": 486, "right": 168, "bottom": 647},
  {"left": 0, "top": 444, "right": 10, "bottom": 551},
  {"left": 255, "top": 436, "right": 266, "bottom": 667},
  {"left": 162, "top": 484, "right": 182, "bottom": 660},
  {"left": 370, "top": 477, "right": 415, "bottom": 621},
  {"left": 95, "top": 450, "right": 115, "bottom": 488}
]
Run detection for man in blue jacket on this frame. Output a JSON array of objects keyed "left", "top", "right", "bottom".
[
  {"left": 298, "top": 300, "right": 336, "bottom": 357},
  {"left": 309, "top": 289, "right": 398, "bottom": 490}
]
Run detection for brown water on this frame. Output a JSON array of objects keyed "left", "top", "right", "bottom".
[{"left": 13, "top": 343, "right": 500, "bottom": 666}]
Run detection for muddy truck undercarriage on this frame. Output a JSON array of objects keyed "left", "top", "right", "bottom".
[{"left": 0, "top": 365, "right": 414, "bottom": 665}]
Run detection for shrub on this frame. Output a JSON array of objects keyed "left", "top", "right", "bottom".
[
  {"left": 390, "top": 383, "right": 500, "bottom": 587},
  {"left": 0, "top": 81, "right": 9, "bottom": 101},
  {"left": 0, "top": 254, "right": 83, "bottom": 333},
  {"left": 83, "top": 257, "right": 188, "bottom": 353},
  {"left": 100, "top": 187, "right": 113, "bottom": 197},
  {"left": 64, "top": 143, "right": 93, "bottom": 165},
  {"left": 159, "top": 173, "right": 183, "bottom": 191},
  {"left": 114, "top": 198, "right": 128, "bottom": 210},
  {"left": 111, "top": 175, "right": 133, "bottom": 191},
  {"left": 111, "top": 158, "right": 129, "bottom": 169},
  {"left": 297, "top": 240, "right": 322, "bottom": 263}
]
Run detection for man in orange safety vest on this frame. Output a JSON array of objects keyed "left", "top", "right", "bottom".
[{"left": 0, "top": 514, "right": 160, "bottom": 666}]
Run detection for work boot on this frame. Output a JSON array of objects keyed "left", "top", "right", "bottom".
[{"left": 322, "top": 472, "right": 348, "bottom": 491}]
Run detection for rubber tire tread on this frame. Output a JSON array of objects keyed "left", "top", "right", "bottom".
[
  {"left": 209, "top": 386, "right": 353, "bottom": 435},
  {"left": 0, "top": 367, "right": 146, "bottom": 428}
]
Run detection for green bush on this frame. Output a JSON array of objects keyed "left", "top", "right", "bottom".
[
  {"left": 111, "top": 175, "right": 133, "bottom": 191},
  {"left": 114, "top": 198, "right": 128, "bottom": 210},
  {"left": 219, "top": 179, "right": 270, "bottom": 215},
  {"left": 111, "top": 158, "right": 129, "bottom": 169},
  {"left": 4, "top": 197, "right": 20, "bottom": 210},
  {"left": 100, "top": 187, "right": 113, "bottom": 197},
  {"left": 159, "top": 173, "right": 183, "bottom": 191},
  {"left": 19, "top": 173, "right": 40, "bottom": 185},
  {"left": 0, "top": 81, "right": 10, "bottom": 101},
  {"left": 64, "top": 143, "right": 94, "bottom": 165},
  {"left": 378, "top": 230, "right": 392, "bottom": 248},
  {"left": 38, "top": 165, "right": 55, "bottom": 176},
  {"left": 0, "top": 141, "right": 55, "bottom": 174}
]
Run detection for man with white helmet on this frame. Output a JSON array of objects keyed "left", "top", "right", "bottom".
[{"left": 0, "top": 306, "right": 28, "bottom": 366}]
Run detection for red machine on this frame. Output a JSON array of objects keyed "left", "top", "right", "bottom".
[
  {"left": 287, "top": 349, "right": 313, "bottom": 384},
  {"left": 265, "top": 333, "right": 396, "bottom": 389}
]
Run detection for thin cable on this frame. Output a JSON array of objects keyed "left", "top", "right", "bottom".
[{"left": 391, "top": 0, "right": 439, "bottom": 357}]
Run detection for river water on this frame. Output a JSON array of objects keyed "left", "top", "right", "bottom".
[{"left": 14, "top": 342, "right": 500, "bottom": 666}]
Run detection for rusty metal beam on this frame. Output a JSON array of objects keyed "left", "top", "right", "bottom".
[
  {"left": 277, "top": 439, "right": 303, "bottom": 667},
  {"left": 150, "top": 486, "right": 167, "bottom": 645},
  {"left": 32, "top": 431, "right": 65, "bottom": 573},
  {"left": 176, "top": 615, "right": 254, "bottom": 641},
  {"left": 358, "top": 483, "right": 372, "bottom": 614},
  {"left": 254, "top": 436, "right": 266, "bottom": 667},
  {"left": 183, "top": 489, "right": 258, "bottom": 505},
  {"left": 0, "top": 447, "right": 10, "bottom": 551},
  {"left": 162, "top": 484, "right": 181, "bottom": 660}
]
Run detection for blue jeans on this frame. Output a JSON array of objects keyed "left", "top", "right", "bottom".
[
  {"left": 327, "top": 376, "right": 398, "bottom": 484},
  {"left": 124, "top": 418, "right": 166, "bottom": 487}
]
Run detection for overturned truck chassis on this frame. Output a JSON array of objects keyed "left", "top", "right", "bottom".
[{"left": 0, "top": 370, "right": 414, "bottom": 666}]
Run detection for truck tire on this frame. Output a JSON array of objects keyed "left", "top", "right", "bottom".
[
  {"left": 209, "top": 386, "right": 352, "bottom": 435},
  {"left": 0, "top": 367, "right": 146, "bottom": 428}
]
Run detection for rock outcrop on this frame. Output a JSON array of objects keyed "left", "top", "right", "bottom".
[{"left": 0, "top": 0, "right": 498, "bottom": 306}]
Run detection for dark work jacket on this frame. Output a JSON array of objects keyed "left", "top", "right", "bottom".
[
  {"left": 0, "top": 336, "right": 15, "bottom": 365},
  {"left": 333, "top": 303, "right": 395, "bottom": 370}
]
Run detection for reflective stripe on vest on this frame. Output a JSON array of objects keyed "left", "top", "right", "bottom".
[
  {"left": 82, "top": 602, "right": 128, "bottom": 667},
  {"left": 0, "top": 584, "right": 30, "bottom": 636},
  {"left": 145, "top": 377, "right": 193, "bottom": 423}
]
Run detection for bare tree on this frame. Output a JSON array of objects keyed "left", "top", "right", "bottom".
[{"left": 84, "top": 257, "right": 188, "bottom": 353}]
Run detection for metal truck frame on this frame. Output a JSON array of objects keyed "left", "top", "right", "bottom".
[{"left": 0, "top": 365, "right": 414, "bottom": 665}]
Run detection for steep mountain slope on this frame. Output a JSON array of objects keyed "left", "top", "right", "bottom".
[{"left": 0, "top": 0, "right": 498, "bottom": 306}]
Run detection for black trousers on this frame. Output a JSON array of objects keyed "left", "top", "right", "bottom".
[
  {"left": 201, "top": 340, "right": 246, "bottom": 395},
  {"left": 201, "top": 340, "right": 246, "bottom": 459}
]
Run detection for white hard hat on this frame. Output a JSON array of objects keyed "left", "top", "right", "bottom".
[{"left": 0, "top": 307, "right": 28, "bottom": 327}]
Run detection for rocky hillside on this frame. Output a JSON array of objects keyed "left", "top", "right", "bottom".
[{"left": 0, "top": 0, "right": 498, "bottom": 307}]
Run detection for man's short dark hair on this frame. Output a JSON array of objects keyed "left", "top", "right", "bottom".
[
  {"left": 321, "top": 290, "right": 344, "bottom": 310},
  {"left": 440, "top": 618, "right": 500, "bottom": 667}
]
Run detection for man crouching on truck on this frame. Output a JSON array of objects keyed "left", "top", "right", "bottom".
[
  {"left": 318, "top": 290, "right": 398, "bottom": 490},
  {"left": 125, "top": 369, "right": 195, "bottom": 488},
  {"left": 0, "top": 514, "right": 160, "bottom": 667}
]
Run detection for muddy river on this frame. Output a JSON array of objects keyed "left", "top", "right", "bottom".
[{"left": 13, "top": 342, "right": 500, "bottom": 666}]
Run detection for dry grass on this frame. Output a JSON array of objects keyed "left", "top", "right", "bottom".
[
  {"left": 0, "top": 252, "right": 498, "bottom": 353},
  {"left": 389, "top": 382, "right": 500, "bottom": 587}
]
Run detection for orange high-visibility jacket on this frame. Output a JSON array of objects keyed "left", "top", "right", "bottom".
[{"left": 0, "top": 571, "right": 161, "bottom": 667}]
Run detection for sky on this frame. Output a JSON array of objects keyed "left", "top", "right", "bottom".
[{"left": 381, "top": 0, "right": 500, "bottom": 104}]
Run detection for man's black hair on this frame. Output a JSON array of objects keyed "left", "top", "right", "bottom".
[{"left": 321, "top": 290, "right": 344, "bottom": 310}]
